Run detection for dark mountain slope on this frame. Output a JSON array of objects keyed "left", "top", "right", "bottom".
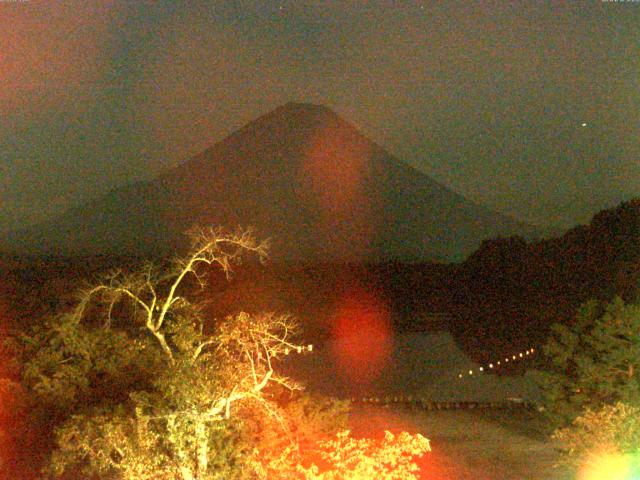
[{"left": 1, "top": 103, "right": 537, "bottom": 261}]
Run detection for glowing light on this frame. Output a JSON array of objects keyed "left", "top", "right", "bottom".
[
  {"left": 456, "top": 345, "right": 538, "bottom": 379},
  {"left": 301, "top": 121, "right": 374, "bottom": 227},
  {"left": 330, "top": 286, "right": 393, "bottom": 384},
  {"left": 578, "top": 452, "right": 640, "bottom": 480}
]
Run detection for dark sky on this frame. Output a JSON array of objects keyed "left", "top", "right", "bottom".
[{"left": 1, "top": 0, "right": 638, "bottom": 233}]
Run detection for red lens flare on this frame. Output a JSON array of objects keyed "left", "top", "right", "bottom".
[
  {"left": 330, "top": 286, "right": 393, "bottom": 385},
  {"left": 301, "top": 121, "right": 371, "bottom": 218},
  {"left": 297, "top": 118, "right": 382, "bottom": 259}
]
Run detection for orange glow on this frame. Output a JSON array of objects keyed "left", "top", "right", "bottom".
[
  {"left": 330, "top": 285, "right": 392, "bottom": 384},
  {"left": 349, "top": 405, "right": 411, "bottom": 438},
  {"left": 0, "top": 2, "right": 115, "bottom": 116},
  {"left": 0, "top": 277, "right": 22, "bottom": 473},
  {"left": 0, "top": 380, "right": 15, "bottom": 465},
  {"left": 298, "top": 118, "right": 381, "bottom": 258},
  {"left": 301, "top": 121, "right": 371, "bottom": 217},
  {"left": 350, "top": 406, "right": 459, "bottom": 479},
  {"left": 578, "top": 452, "right": 640, "bottom": 480},
  {"left": 414, "top": 449, "right": 466, "bottom": 480}
]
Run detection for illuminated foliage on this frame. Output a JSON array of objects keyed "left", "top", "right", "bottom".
[
  {"left": 553, "top": 402, "right": 640, "bottom": 476},
  {"left": 258, "top": 429, "right": 430, "bottom": 480},
  {"left": 241, "top": 392, "right": 351, "bottom": 470},
  {"left": 22, "top": 227, "right": 309, "bottom": 480}
]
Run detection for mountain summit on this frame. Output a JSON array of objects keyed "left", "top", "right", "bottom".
[{"left": 2, "top": 103, "right": 536, "bottom": 261}]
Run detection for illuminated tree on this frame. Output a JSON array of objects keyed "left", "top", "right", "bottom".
[
  {"left": 23, "top": 227, "right": 309, "bottom": 480},
  {"left": 534, "top": 297, "right": 640, "bottom": 427},
  {"left": 553, "top": 402, "right": 640, "bottom": 473}
]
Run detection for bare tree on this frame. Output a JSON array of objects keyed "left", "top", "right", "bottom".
[{"left": 24, "top": 227, "right": 311, "bottom": 480}]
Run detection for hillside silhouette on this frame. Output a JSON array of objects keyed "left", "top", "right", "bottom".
[
  {"left": 446, "top": 198, "right": 640, "bottom": 358},
  {"left": 1, "top": 103, "right": 535, "bottom": 262}
]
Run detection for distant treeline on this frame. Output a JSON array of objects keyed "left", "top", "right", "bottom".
[
  {"left": 447, "top": 197, "right": 640, "bottom": 362},
  {"left": 2, "top": 198, "right": 639, "bottom": 366}
]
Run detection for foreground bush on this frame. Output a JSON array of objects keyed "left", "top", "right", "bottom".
[
  {"left": 240, "top": 392, "right": 351, "bottom": 469},
  {"left": 553, "top": 402, "right": 640, "bottom": 476},
  {"left": 258, "top": 429, "right": 431, "bottom": 480}
]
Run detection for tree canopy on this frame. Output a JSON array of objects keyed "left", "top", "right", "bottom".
[
  {"left": 12, "top": 226, "right": 431, "bottom": 479},
  {"left": 22, "top": 227, "right": 310, "bottom": 479},
  {"left": 535, "top": 296, "right": 640, "bottom": 427}
]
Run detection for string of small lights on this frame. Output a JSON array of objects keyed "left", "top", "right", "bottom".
[
  {"left": 279, "top": 344, "right": 313, "bottom": 356},
  {"left": 457, "top": 347, "right": 536, "bottom": 379}
]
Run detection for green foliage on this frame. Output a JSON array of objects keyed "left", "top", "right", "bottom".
[
  {"left": 553, "top": 402, "right": 640, "bottom": 473},
  {"left": 23, "top": 315, "right": 156, "bottom": 420},
  {"left": 279, "top": 394, "right": 351, "bottom": 449},
  {"left": 534, "top": 297, "right": 640, "bottom": 427}
]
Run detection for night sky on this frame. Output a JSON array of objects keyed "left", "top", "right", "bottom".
[{"left": 1, "top": 0, "right": 638, "bottom": 234}]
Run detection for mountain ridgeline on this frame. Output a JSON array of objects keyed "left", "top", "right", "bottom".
[{"left": 1, "top": 103, "right": 536, "bottom": 262}]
